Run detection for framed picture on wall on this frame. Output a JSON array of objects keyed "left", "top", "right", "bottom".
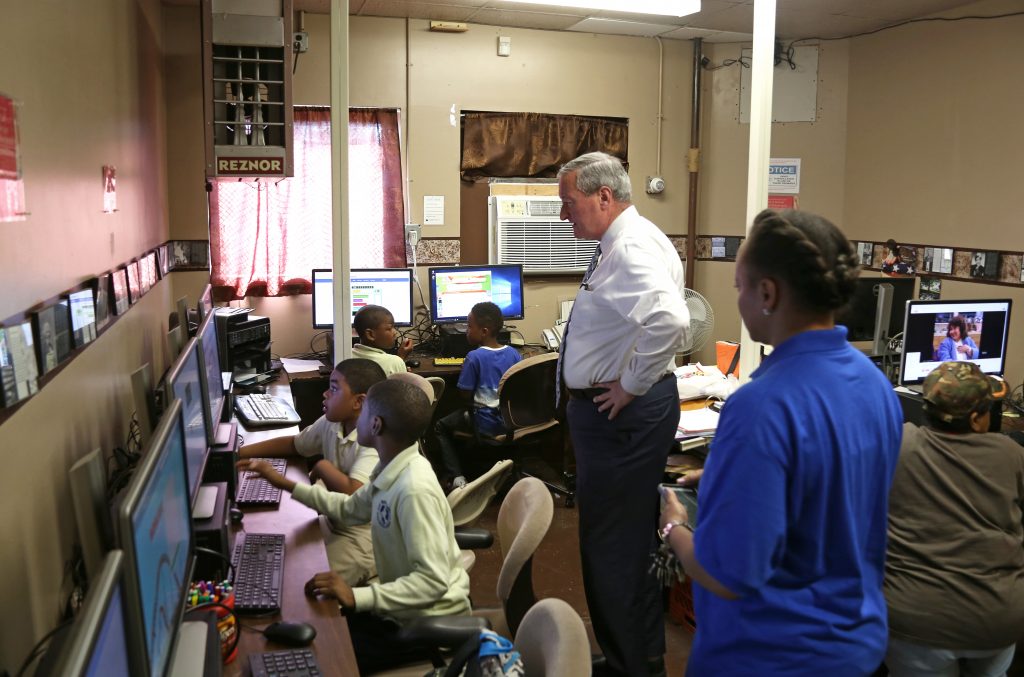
[
  {"left": 170, "top": 240, "right": 210, "bottom": 270},
  {"left": 0, "top": 320, "right": 39, "bottom": 408},
  {"left": 857, "top": 242, "right": 873, "bottom": 267},
  {"left": 32, "top": 302, "right": 71, "bottom": 375},
  {"left": 94, "top": 274, "right": 111, "bottom": 331},
  {"left": 111, "top": 267, "right": 129, "bottom": 315}
]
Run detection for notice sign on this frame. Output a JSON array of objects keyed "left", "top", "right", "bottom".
[
  {"left": 768, "top": 158, "right": 800, "bottom": 194},
  {"left": 0, "top": 94, "right": 19, "bottom": 180}
]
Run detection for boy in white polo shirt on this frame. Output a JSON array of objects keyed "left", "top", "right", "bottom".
[{"left": 238, "top": 358, "right": 386, "bottom": 585}]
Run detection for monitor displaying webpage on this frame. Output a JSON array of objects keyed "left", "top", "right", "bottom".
[
  {"left": 430, "top": 265, "right": 524, "bottom": 323},
  {"left": 899, "top": 299, "right": 1011, "bottom": 385},
  {"left": 312, "top": 269, "right": 414, "bottom": 328}
]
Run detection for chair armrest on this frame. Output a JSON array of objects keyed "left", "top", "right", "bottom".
[
  {"left": 454, "top": 527, "right": 494, "bottom": 550},
  {"left": 397, "top": 615, "right": 491, "bottom": 647}
]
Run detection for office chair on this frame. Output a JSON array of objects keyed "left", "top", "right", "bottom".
[
  {"left": 383, "top": 478, "right": 555, "bottom": 676},
  {"left": 457, "top": 352, "right": 575, "bottom": 507},
  {"left": 449, "top": 459, "right": 514, "bottom": 572},
  {"left": 426, "top": 376, "right": 446, "bottom": 407},
  {"left": 515, "top": 598, "right": 591, "bottom": 677}
]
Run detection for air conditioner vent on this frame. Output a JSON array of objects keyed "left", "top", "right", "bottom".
[{"left": 489, "top": 196, "right": 598, "bottom": 274}]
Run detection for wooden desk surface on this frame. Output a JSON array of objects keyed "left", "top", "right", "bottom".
[{"left": 225, "top": 386, "right": 359, "bottom": 676}]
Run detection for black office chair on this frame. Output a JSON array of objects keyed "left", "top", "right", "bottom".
[{"left": 456, "top": 353, "right": 575, "bottom": 507}]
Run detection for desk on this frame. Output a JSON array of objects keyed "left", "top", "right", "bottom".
[{"left": 226, "top": 384, "right": 359, "bottom": 676}]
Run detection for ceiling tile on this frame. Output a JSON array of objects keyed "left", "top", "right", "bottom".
[
  {"left": 466, "top": 7, "right": 587, "bottom": 30},
  {"left": 567, "top": 17, "right": 680, "bottom": 37}
]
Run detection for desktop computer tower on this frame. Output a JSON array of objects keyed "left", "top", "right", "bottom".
[
  {"left": 193, "top": 482, "right": 230, "bottom": 580},
  {"left": 214, "top": 308, "right": 272, "bottom": 375},
  {"left": 203, "top": 422, "right": 239, "bottom": 498},
  {"left": 438, "top": 324, "right": 512, "bottom": 358}
]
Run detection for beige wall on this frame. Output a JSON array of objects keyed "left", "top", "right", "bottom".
[
  {"left": 0, "top": 0, "right": 172, "bottom": 663},
  {"left": 843, "top": 0, "right": 1024, "bottom": 383}
]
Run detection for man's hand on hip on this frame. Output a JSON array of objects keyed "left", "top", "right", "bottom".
[{"left": 593, "top": 380, "right": 635, "bottom": 420}]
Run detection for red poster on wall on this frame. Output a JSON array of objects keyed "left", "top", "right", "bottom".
[
  {"left": 767, "top": 194, "right": 798, "bottom": 210},
  {"left": 0, "top": 93, "right": 19, "bottom": 181}
]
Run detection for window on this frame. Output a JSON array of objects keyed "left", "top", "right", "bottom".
[{"left": 210, "top": 107, "right": 405, "bottom": 299}]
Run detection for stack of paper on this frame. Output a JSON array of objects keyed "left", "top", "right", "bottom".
[{"left": 676, "top": 407, "right": 719, "bottom": 439}]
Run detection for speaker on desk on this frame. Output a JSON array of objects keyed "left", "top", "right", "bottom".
[{"left": 289, "top": 373, "right": 329, "bottom": 430}]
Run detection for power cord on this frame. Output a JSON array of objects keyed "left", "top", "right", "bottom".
[
  {"left": 789, "top": 10, "right": 1024, "bottom": 46},
  {"left": 13, "top": 620, "right": 73, "bottom": 677}
]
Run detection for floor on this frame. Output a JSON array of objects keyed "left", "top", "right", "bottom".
[{"left": 464, "top": 483, "right": 693, "bottom": 677}]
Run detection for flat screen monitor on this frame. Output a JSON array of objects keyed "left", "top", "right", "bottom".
[
  {"left": 428, "top": 264, "right": 525, "bottom": 324},
  {"left": 195, "top": 311, "right": 225, "bottom": 446},
  {"left": 69, "top": 289, "right": 98, "bottom": 347},
  {"left": 165, "top": 340, "right": 210, "bottom": 502},
  {"left": 197, "top": 284, "right": 213, "bottom": 322},
  {"left": 837, "top": 277, "right": 916, "bottom": 343},
  {"left": 117, "top": 399, "right": 192, "bottom": 677},
  {"left": 898, "top": 299, "right": 1012, "bottom": 386},
  {"left": 52, "top": 550, "right": 132, "bottom": 676},
  {"left": 312, "top": 268, "right": 415, "bottom": 329}
]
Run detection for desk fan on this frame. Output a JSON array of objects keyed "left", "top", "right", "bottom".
[{"left": 681, "top": 289, "right": 714, "bottom": 355}]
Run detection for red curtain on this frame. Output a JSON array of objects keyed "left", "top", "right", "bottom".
[{"left": 210, "top": 107, "right": 405, "bottom": 299}]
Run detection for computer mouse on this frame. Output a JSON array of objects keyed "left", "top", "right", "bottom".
[
  {"left": 263, "top": 621, "right": 317, "bottom": 647},
  {"left": 229, "top": 507, "right": 244, "bottom": 524},
  {"left": 406, "top": 359, "right": 420, "bottom": 368}
]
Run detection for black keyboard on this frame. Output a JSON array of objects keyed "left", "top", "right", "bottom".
[
  {"left": 235, "top": 393, "right": 302, "bottom": 427},
  {"left": 249, "top": 649, "right": 321, "bottom": 677},
  {"left": 236, "top": 458, "right": 286, "bottom": 506},
  {"left": 232, "top": 532, "right": 285, "bottom": 614}
]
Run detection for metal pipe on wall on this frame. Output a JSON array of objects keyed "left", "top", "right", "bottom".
[{"left": 685, "top": 37, "right": 703, "bottom": 292}]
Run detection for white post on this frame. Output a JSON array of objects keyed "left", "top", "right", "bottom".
[
  {"left": 331, "top": 0, "right": 352, "bottom": 363},
  {"left": 738, "top": 0, "right": 777, "bottom": 384}
]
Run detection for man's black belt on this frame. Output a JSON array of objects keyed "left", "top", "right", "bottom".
[{"left": 566, "top": 373, "right": 673, "bottom": 401}]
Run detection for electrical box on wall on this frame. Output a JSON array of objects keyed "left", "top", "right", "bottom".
[{"left": 202, "top": 0, "right": 294, "bottom": 178}]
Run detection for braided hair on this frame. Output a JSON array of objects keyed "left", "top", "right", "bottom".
[{"left": 744, "top": 209, "right": 860, "bottom": 313}]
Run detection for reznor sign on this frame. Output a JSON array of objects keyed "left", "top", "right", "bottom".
[{"left": 217, "top": 158, "right": 284, "bottom": 175}]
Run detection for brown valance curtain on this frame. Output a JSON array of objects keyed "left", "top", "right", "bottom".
[{"left": 460, "top": 112, "right": 628, "bottom": 179}]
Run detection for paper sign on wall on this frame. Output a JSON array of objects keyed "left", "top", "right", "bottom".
[
  {"left": 0, "top": 93, "right": 19, "bottom": 181},
  {"left": 424, "top": 195, "right": 444, "bottom": 225},
  {"left": 768, "top": 158, "right": 800, "bottom": 194},
  {"left": 767, "top": 194, "right": 798, "bottom": 210}
]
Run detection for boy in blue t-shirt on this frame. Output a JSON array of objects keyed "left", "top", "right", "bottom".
[{"left": 435, "top": 302, "right": 520, "bottom": 489}]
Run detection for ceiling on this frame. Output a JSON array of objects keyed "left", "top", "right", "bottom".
[{"left": 283, "top": 0, "right": 982, "bottom": 42}]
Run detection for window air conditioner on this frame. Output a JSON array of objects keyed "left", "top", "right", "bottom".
[{"left": 488, "top": 195, "right": 599, "bottom": 275}]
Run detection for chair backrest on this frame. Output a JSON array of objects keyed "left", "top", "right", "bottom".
[
  {"left": 496, "top": 477, "right": 554, "bottom": 637},
  {"left": 448, "top": 459, "right": 514, "bottom": 527},
  {"left": 497, "top": 352, "right": 559, "bottom": 431},
  {"left": 426, "top": 376, "right": 446, "bottom": 405},
  {"left": 514, "top": 598, "right": 591, "bottom": 677}
]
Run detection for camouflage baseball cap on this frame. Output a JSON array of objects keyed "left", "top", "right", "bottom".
[{"left": 922, "top": 361, "right": 1008, "bottom": 422}]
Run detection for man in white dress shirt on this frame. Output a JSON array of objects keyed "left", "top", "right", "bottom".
[{"left": 557, "top": 152, "right": 690, "bottom": 677}]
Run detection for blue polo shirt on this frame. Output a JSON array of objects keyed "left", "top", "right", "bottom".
[{"left": 689, "top": 327, "right": 902, "bottom": 676}]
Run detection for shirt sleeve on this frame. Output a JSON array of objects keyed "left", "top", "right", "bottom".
[
  {"left": 347, "top": 446, "right": 380, "bottom": 485},
  {"left": 457, "top": 351, "right": 480, "bottom": 392},
  {"left": 351, "top": 490, "right": 456, "bottom": 615},
  {"left": 693, "top": 392, "right": 789, "bottom": 597},
  {"left": 291, "top": 481, "right": 372, "bottom": 526},
  {"left": 607, "top": 241, "right": 690, "bottom": 396},
  {"left": 293, "top": 416, "right": 331, "bottom": 458}
]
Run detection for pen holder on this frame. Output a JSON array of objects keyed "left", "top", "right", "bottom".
[{"left": 187, "top": 580, "right": 238, "bottom": 664}]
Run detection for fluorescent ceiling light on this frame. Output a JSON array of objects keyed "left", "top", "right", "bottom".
[{"left": 500, "top": 0, "right": 700, "bottom": 18}]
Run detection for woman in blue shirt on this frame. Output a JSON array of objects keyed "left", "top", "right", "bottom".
[
  {"left": 659, "top": 209, "right": 903, "bottom": 676},
  {"left": 933, "top": 315, "right": 979, "bottom": 361}
]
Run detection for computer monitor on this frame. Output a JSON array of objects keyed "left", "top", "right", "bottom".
[
  {"left": 195, "top": 311, "right": 226, "bottom": 446},
  {"left": 51, "top": 550, "right": 132, "bottom": 676},
  {"left": 117, "top": 399, "right": 193, "bottom": 677},
  {"left": 428, "top": 264, "right": 525, "bottom": 324},
  {"left": 165, "top": 340, "right": 210, "bottom": 504},
  {"left": 311, "top": 268, "right": 415, "bottom": 329},
  {"left": 898, "top": 299, "right": 1012, "bottom": 386},
  {"left": 197, "top": 284, "right": 213, "bottom": 322},
  {"left": 836, "top": 277, "right": 916, "bottom": 350}
]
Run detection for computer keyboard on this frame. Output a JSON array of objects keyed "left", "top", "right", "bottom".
[
  {"left": 235, "top": 393, "right": 302, "bottom": 428},
  {"left": 433, "top": 357, "right": 466, "bottom": 366},
  {"left": 236, "top": 458, "right": 286, "bottom": 506},
  {"left": 231, "top": 532, "right": 285, "bottom": 614},
  {"left": 249, "top": 649, "right": 321, "bottom": 677}
]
